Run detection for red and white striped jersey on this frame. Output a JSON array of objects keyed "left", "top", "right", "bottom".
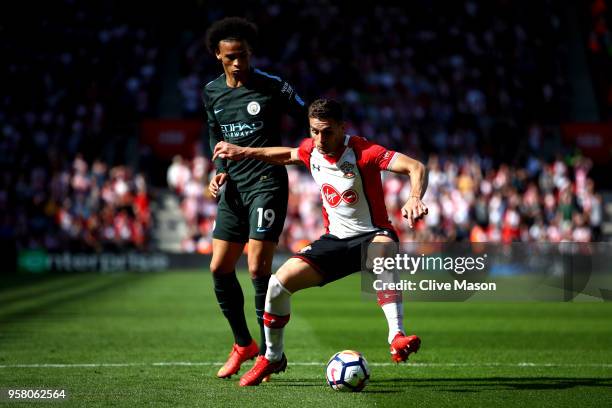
[{"left": 297, "top": 135, "right": 398, "bottom": 238}]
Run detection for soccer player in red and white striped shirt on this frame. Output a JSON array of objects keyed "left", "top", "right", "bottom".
[{"left": 213, "top": 99, "right": 428, "bottom": 386}]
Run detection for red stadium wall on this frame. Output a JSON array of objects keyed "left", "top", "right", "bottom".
[
  {"left": 562, "top": 122, "right": 612, "bottom": 164},
  {"left": 140, "top": 119, "right": 203, "bottom": 160}
]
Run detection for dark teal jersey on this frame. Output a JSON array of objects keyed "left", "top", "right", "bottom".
[{"left": 202, "top": 68, "right": 306, "bottom": 191}]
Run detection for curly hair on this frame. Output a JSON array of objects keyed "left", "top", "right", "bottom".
[
  {"left": 308, "top": 99, "right": 343, "bottom": 122},
  {"left": 205, "top": 17, "right": 258, "bottom": 55}
]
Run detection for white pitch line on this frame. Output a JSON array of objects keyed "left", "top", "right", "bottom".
[{"left": 1, "top": 362, "right": 612, "bottom": 368}]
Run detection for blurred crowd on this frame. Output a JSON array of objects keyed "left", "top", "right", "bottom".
[
  {"left": 1, "top": 2, "right": 160, "bottom": 251},
  {"left": 167, "top": 155, "right": 216, "bottom": 253},
  {"left": 399, "top": 154, "right": 602, "bottom": 243},
  {"left": 171, "top": 150, "right": 602, "bottom": 254},
  {"left": 181, "top": 0, "right": 569, "bottom": 158},
  {"left": 21, "top": 156, "right": 150, "bottom": 251},
  {"left": 1, "top": 0, "right": 609, "bottom": 256},
  {"left": 170, "top": 0, "right": 604, "bottom": 251}
]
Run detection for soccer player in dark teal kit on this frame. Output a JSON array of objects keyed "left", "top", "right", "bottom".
[{"left": 202, "top": 17, "right": 306, "bottom": 378}]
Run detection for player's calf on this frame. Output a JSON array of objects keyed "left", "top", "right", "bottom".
[{"left": 263, "top": 275, "right": 292, "bottom": 361}]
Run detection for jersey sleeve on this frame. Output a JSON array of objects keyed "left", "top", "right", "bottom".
[
  {"left": 266, "top": 73, "right": 307, "bottom": 127},
  {"left": 282, "top": 81, "right": 308, "bottom": 138},
  {"left": 297, "top": 138, "right": 314, "bottom": 168},
  {"left": 351, "top": 136, "right": 398, "bottom": 170},
  {"left": 254, "top": 69, "right": 307, "bottom": 135},
  {"left": 277, "top": 79, "right": 307, "bottom": 117},
  {"left": 202, "top": 88, "right": 227, "bottom": 174}
]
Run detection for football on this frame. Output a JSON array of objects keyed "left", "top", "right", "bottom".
[{"left": 325, "top": 350, "right": 370, "bottom": 392}]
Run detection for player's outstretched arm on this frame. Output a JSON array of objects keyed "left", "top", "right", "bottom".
[
  {"left": 388, "top": 153, "right": 429, "bottom": 228},
  {"left": 213, "top": 141, "right": 302, "bottom": 166}
]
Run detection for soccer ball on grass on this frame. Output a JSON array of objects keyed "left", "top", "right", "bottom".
[{"left": 325, "top": 350, "right": 370, "bottom": 392}]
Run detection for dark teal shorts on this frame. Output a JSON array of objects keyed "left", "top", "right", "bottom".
[{"left": 213, "top": 181, "right": 288, "bottom": 243}]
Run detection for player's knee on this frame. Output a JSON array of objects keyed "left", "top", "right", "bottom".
[
  {"left": 247, "top": 254, "right": 272, "bottom": 278},
  {"left": 247, "top": 264, "right": 271, "bottom": 279},
  {"left": 209, "top": 261, "right": 234, "bottom": 277},
  {"left": 273, "top": 258, "right": 321, "bottom": 293},
  {"left": 265, "top": 275, "right": 291, "bottom": 317},
  {"left": 267, "top": 274, "right": 292, "bottom": 300},
  {"left": 274, "top": 265, "right": 302, "bottom": 294}
]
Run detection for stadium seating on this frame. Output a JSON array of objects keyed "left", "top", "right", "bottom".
[
  {"left": 1, "top": 1, "right": 160, "bottom": 251},
  {"left": 2, "top": 1, "right": 607, "bottom": 254}
]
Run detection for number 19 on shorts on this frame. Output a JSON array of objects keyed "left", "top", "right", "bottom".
[{"left": 257, "top": 208, "right": 275, "bottom": 229}]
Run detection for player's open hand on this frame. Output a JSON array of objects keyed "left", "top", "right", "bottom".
[
  {"left": 401, "top": 196, "right": 428, "bottom": 229},
  {"left": 213, "top": 141, "right": 246, "bottom": 161},
  {"left": 208, "top": 172, "right": 228, "bottom": 198}
]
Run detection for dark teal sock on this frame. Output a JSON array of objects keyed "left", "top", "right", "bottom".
[{"left": 213, "top": 272, "right": 251, "bottom": 347}]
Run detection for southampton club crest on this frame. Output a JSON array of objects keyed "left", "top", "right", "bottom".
[{"left": 339, "top": 161, "right": 356, "bottom": 178}]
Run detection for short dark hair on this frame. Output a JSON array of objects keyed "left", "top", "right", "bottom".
[
  {"left": 205, "top": 17, "right": 258, "bottom": 55},
  {"left": 308, "top": 99, "right": 343, "bottom": 122}
]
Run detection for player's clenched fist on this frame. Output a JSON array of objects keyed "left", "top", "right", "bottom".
[
  {"left": 401, "top": 196, "right": 428, "bottom": 229},
  {"left": 213, "top": 141, "right": 246, "bottom": 161},
  {"left": 208, "top": 172, "right": 228, "bottom": 198}
]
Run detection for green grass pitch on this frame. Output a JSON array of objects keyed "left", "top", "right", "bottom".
[{"left": 1, "top": 270, "right": 611, "bottom": 407}]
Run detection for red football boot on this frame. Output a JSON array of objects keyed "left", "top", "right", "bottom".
[
  {"left": 239, "top": 354, "right": 287, "bottom": 386},
  {"left": 216, "top": 340, "right": 259, "bottom": 378},
  {"left": 390, "top": 333, "right": 421, "bottom": 363}
]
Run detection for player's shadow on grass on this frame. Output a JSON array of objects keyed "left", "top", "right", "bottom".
[
  {"left": 369, "top": 377, "right": 612, "bottom": 392},
  {"left": 0, "top": 273, "right": 107, "bottom": 308},
  {"left": 265, "top": 377, "right": 612, "bottom": 393},
  {"left": 0, "top": 274, "right": 144, "bottom": 330}
]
